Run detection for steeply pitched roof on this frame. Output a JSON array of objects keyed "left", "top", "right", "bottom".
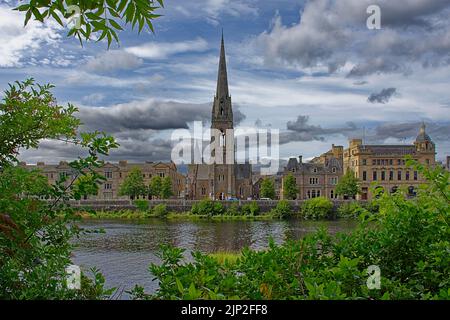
[{"left": 216, "top": 32, "right": 229, "bottom": 99}]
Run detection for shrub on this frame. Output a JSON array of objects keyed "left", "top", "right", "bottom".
[
  {"left": 272, "top": 200, "right": 292, "bottom": 218},
  {"left": 191, "top": 199, "right": 225, "bottom": 216},
  {"left": 133, "top": 199, "right": 149, "bottom": 212},
  {"left": 241, "top": 201, "right": 260, "bottom": 216},
  {"left": 300, "top": 197, "right": 333, "bottom": 219},
  {"left": 152, "top": 204, "right": 168, "bottom": 218},
  {"left": 226, "top": 203, "right": 240, "bottom": 216},
  {"left": 365, "top": 201, "right": 379, "bottom": 214},
  {"left": 337, "top": 202, "right": 368, "bottom": 218}
]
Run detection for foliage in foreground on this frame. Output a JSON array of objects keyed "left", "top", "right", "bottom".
[
  {"left": 0, "top": 79, "right": 117, "bottom": 299},
  {"left": 131, "top": 161, "right": 449, "bottom": 300},
  {"left": 14, "top": 0, "right": 164, "bottom": 47}
]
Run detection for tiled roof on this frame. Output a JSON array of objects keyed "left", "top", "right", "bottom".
[{"left": 358, "top": 145, "right": 416, "bottom": 156}]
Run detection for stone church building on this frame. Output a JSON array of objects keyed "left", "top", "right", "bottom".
[{"left": 187, "top": 35, "right": 252, "bottom": 200}]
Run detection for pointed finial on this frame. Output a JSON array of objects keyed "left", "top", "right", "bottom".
[{"left": 420, "top": 121, "right": 426, "bottom": 133}]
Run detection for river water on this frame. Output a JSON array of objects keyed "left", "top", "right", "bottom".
[{"left": 72, "top": 219, "right": 358, "bottom": 298}]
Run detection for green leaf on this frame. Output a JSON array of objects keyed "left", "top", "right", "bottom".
[
  {"left": 24, "top": 10, "right": 32, "bottom": 26},
  {"left": 32, "top": 7, "right": 44, "bottom": 22},
  {"left": 15, "top": 4, "right": 30, "bottom": 12},
  {"left": 176, "top": 278, "right": 184, "bottom": 295},
  {"left": 108, "top": 19, "right": 123, "bottom": 30},
  {"left": 50, "top": 10, "right": 64, "bottom": 27},
  {"left": 117, "top": 0, "right": 128, "bottom": 13}
]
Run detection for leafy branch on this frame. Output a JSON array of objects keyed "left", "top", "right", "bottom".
[{"left": 14, "top": 0, "right": 164, "bottom": 48}]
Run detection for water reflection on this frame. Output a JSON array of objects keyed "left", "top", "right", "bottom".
[{"left": 72, "top": 219, "right": 357, "bottom": 298}]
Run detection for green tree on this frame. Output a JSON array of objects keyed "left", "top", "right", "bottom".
[
  {"left": 283, "top": 174, "right": 298, "bottom": 200},
  {"left": 73, "top": 173, "right": 99, "bottom": 199},
  {"left": 260, "top": 178, "right": 275, "bottom": 199},
  {"left": 119, "top": 167, "right": 147, "bottom": 199},
  {"left": 335, "top": 169, "right": 360, "bottom": 199},
  {"left": 0, "top": 79, "right": 80, "bottom": 167},
  {"left": 150, "top": 175, "right": 162, "bottom": 199},
  {"left": 14, "top": 0, "right": 164, "bottom": 47},
  {"left": 160, "top": 176, "right": 173, "bottom": 199},
  {"left": 0, "top": 79, "right": 118, "bottom": 299}
]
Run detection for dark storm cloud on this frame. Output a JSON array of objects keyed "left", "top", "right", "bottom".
[
  {"left": 370, "top": 122, "right": 450, "bottom": 142},
  {"left": 368, "top": 88, "right": 397, "bottom": 104},
  {"left": 257, "top": 0, "right": 450, "bottom": 76},
  {"left": 280, "top": 115, "right": 358, "bottom": 144},
  {"left": 78, "top": 99, "right": 246, "bottom": 134},
  {"left": 19, "top": 137, "right": 175, "bottom": 164},
  {"left": 78, "top": 100, "right": 211, "bottom": 133}
]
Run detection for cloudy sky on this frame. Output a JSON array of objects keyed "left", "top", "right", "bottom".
[{"left": 1, "top": 0, "right": 449, "bottom": 169}]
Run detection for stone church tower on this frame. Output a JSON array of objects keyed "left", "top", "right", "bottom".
[{"left": 187, "top": 34, "right": 252, "bottom": 200}]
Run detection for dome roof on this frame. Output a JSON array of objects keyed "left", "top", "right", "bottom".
[{"left": 415, "top": 123, "right": 432, "bottom": 142}]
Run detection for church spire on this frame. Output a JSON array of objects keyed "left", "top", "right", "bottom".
[
  {"left": 211, "top": 32, "right": 233, "bottom": 130},
  {"left": 216, "top": 31, "right": 229, "bottom": 99}
]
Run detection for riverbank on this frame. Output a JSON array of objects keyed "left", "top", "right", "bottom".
[
  {"left": 76, "top": 197, "right": 373, "bottom": 221},
  {"left": 77, "top": 210, "right": 277, "bottom": 221}
]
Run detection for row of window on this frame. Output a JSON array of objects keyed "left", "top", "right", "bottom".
[
  {"left": 306, "top": 177, "right": 338, "bottom": 185},
  {"left": 291, "top": 167, "right": 337, "bottom": 174},
  {"left": 305, "top": 189, "right": 338, "bottom": 199},
  {"left": 362, "top": 170, "right": 418, "bottom": 181},
  {"left": 104, "top": 171, "right": 166, "bottom": 179},
  {"left": 45, "top": 171, "right": 167, "bottom": 180},
  {"left": 354, "top": 158, "right": 430, "bottom": 167}
]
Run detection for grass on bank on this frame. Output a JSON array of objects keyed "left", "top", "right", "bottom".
[
  {"left": 76, "top": 198, "right": 379, "bottom": 221},
  {"left": 208, "top": 252, "right": 241, "bottom": 265}
]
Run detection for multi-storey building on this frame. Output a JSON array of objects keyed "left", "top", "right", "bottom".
[
  {"left": 281, "top": 145, "right": 343, "bottom": 200},
  {"left": 187, "top": 35, "right": 252, "bottom": 200},
  {"left": 20, "top": 160, "right": 186, "bottom": 199},
  {"left": 343, "top": 123, "right": 436, "bottom": 200}
]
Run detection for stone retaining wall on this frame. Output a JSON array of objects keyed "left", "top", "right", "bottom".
[{"left": 67, "top": 199, "right": 366, "bottom": 213}]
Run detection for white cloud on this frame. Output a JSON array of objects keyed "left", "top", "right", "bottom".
[
  {"left": 84, "top": 50, "right": 143, "bottom": 73},
  {"left": 204, "top": 0, "right": 258, "bottom": 19},
  {"left": 125, "top": 38, "right": 209, "bottom": 59},
  {"left": 65, "top": 70, "right": 165, "bottom": 88},
  {"left": 82, "top": 93, "right": 105, "bottom": 104},
  {"left": 0, "top": 5, "right": 62, "bottom": 67}
]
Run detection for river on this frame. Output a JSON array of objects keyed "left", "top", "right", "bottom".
[{"left": 72, "top": 219, "right": 358, "bottom": 298}]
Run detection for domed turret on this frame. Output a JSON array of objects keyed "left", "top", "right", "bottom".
[{"left": 414, "top": 123, "right": 435, "bottom": 153}]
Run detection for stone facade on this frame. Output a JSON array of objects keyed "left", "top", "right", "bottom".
[
  {"left": 343, "top": 124, "right": 436, "bottom": 200},
  {"left": 281, "top": 145, "right": 343, "bottom": 200},
  {"left": 21, "top": 160, "right": 186, "bottom": 200},
  {"left": 187, "top": 35, "right": 253, "bottom": 200}
]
